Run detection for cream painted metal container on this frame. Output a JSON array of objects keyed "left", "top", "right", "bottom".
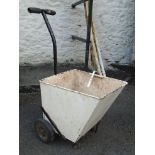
[{"left": 39, "top": 69, "right": 127, "bottom": 143}]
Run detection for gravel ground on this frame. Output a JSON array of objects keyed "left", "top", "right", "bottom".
[{"left": 19, "top": 84, "right": 134, "bottom": 155}]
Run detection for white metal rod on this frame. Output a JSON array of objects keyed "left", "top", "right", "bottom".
[{"left": 87, "top": 70, "right": 96, "bottom": 87}]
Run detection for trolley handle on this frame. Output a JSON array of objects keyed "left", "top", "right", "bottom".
[
  {"left": 27, "top": 7, "right": 57, "bottom": 75},
  {"left": 28, "top": 7, "right": 56, "bottom": 16},
  {"left": 28, "top": 7, "right": 41, "bottom": 14}
]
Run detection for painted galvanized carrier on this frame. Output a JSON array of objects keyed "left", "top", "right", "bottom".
[
  {"left": 40, "top": 69, "right": 127, "bottom": 143},
  {"left": 27, "top": 4, "right": 128, "bottom": 144}
]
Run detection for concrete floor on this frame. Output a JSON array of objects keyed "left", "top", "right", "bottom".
[{"left": 19, "top": 84, "right": 135, "bottom": 155}]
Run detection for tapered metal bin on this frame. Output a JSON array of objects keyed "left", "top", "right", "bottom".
[{"left": 39, "top": 69, "right": 127, "bottom": 143}]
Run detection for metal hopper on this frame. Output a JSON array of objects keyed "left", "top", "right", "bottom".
[{"left": 39, "top": 69, "right": 127, "bottom": 143}]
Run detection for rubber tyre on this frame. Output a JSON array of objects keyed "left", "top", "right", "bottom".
[{"left": 34, "top": 118, "right": 55, "bottom": 143}]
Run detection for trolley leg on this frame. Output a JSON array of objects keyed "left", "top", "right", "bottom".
[
  {"left": 71, "top": 0, "right": 94, "bottom": 69},
  {"left": 85, "top": 0, "right": 93, "bottom": 69}
]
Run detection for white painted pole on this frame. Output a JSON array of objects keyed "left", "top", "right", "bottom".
[{"left": 87, "top": 70, "right": 96, "bottom": 87}]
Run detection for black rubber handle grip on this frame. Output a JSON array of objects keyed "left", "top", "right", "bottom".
[
  {"left": 42, "top": 9, "right": 56, "bottom": 15},
  {"left": 28, "top": 7, "right": 42, "bottom": 14},
  {"left": 28, "top": 7, "right": 56, "bottom": 15}
]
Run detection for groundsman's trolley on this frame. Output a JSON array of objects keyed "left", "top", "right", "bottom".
[{"left": 27, "top": 4, "right": 127, "bottom": 144}]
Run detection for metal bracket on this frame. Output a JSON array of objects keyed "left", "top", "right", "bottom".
[
  {"left": 72, "top": 35, "right": 91, "bottom": 43},
  {"left": 72, "top": 0, "right": 89, "bottom": 8}
]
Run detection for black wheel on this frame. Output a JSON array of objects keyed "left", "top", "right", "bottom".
[{"left": 34, "top": 118, "right": 55, "bottom": 143}]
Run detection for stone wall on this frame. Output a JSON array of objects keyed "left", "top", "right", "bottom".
[{"left": 19, "top": 0, "right": 135, "bottom": 69}]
